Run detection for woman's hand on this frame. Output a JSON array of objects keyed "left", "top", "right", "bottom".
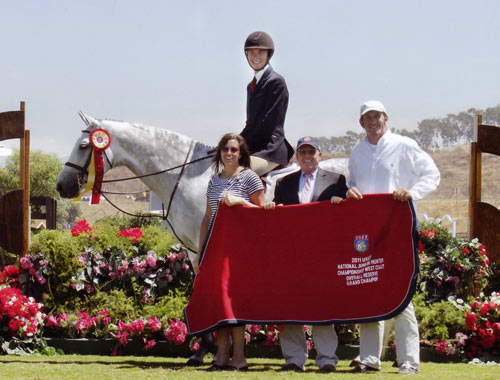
[
  {"left": 224, "top": 194, "right": 254, "bottom": 207},
  {"left": 330, "top": 196, "right": 343, "bottom": 204}
]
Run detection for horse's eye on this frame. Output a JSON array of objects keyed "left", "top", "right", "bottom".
[{"left": 79, "top": 138, "right": 90, "bottom": 149}]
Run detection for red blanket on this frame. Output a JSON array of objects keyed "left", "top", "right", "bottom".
[{"left": 184, "top": 194, "right": 418, "bottom": 336}]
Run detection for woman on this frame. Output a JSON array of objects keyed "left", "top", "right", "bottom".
[
  {"left": 240, "top": 31, "right": 294, "bottom": 176},
  {"left": 192, "top": 133, "right": 265, "bottom": 371}
]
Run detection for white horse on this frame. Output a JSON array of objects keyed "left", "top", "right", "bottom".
[{"left": 56, "top": 114, "right": 349, "bottom": 254}]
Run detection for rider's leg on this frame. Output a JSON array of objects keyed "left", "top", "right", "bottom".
[{"left": 249, "top": 156, "right": 279, "bottom": 176}]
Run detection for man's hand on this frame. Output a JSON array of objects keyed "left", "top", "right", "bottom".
[
  {"left": 262, "top": 201, "right": 276, "bottom": 210},
  {"left": 346, "top": 187, "right": 363, "bottom": 200},
  {"left": 393, "top": 188, "right": 412, "bottom": 202},
  {"left": 330, "top": 196, "right": 343, "bottom": 204}
]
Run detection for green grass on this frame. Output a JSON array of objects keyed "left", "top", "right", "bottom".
[{"left": 0, "top": 357, "right": 500, "bottom": 380}]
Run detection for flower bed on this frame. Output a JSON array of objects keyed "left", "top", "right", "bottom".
[{"left": 0, "top": 218, "right": 497, "bottom": 361}]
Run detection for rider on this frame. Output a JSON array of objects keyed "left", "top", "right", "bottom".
[{"left": 241, "top": 31, "right": 294, "bottom": 176}]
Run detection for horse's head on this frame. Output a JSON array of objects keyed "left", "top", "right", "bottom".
[{"left": 56, "top": 112, "right": 114, "bottom": 198}]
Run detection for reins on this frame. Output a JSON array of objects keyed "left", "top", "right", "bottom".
[{"left": 93, "top": 139, "right": 212, "bottom": 253}]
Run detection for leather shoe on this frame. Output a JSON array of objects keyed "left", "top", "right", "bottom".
[
  {"left": 280, "top": 363, "right": 304, "bottom": 372},
  {"left": 320, "top": 364, "right": 336, "bottom": 373},
  {"left": 351, "top": 363, "right": 379, "bottom": 373}
]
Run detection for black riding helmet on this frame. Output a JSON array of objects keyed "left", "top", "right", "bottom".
[{"left": 244, "top": 31, "right": 274, "bottom": 60}]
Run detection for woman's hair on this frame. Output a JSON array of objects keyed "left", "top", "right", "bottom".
[{"left": 212, "top": 133, "right": 251, "bottom": 174}]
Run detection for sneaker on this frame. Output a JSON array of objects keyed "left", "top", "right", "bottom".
[{"left": 398, "top": 362, "right": 419, "bottom": 375}]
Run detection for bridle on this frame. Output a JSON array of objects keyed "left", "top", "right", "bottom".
[
  {"left": 64, "top": 129, "right": 214, "bottom": 252},
  {"left": 64, "top": 130, "right": 113, "bottom": 175}
]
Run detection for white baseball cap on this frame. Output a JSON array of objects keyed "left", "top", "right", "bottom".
[{"left": 360, "top": 100, "right": 387, "bottom": 117}]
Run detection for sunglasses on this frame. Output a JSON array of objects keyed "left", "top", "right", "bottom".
[
  {"left": 221, "top": 147, "right": 240, "bottom": 153},
  {"left": 297, "top": 149, "right": 317, "bottom": 156}
]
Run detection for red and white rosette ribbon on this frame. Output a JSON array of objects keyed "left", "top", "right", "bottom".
[{"left": 89, "top": 129, "right": 111, "bottom": 204}]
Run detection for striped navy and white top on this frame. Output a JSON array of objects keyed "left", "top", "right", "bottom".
[{"left": 206, "top": 169, "right": 263, "bottom": 221}]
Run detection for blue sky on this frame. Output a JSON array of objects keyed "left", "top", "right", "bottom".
[{"left": 1, "top": 0, "right": 500, "bottom": 157}]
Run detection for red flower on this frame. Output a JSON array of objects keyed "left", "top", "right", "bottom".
[
  {"left": 3, "top": 265, "right": 19, "bottom": 278},
  {"left": 8, "top": 318, "right": 21, "bottom": 332},
  {"left": 418, "top": 240, "right": 425, "bottom": 253},
  {"left": 119, "top": 228, "right": 143, "bottom": 242},
  {"left": 71, "top": 220, "right": 93, "bottom": 236},
  {"left": 479, "top": 328, "right": 495, "bottom": 350},
  {"left": 465, "top": 311, "right": 477, "bottom": 331},
  {"left": 424, "top": 230, "right": 436, "bottom": 239},
  {"left": 461, "top": 248, "right": 470, "bottom": 255}
]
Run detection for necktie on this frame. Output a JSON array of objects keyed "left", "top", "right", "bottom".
[
  {"left": 301, "top": 173, "right": 313, "bottom": 204},
  {"left": 250, "top": 76, "right": 256, "bottom": 93}
]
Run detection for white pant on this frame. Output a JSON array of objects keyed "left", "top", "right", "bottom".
[
  {"left": 280, "top": 324, "right": 339, "bottom": 369},
  {"left": 359, "top": 302, "right": 420, "bottom": 370}
]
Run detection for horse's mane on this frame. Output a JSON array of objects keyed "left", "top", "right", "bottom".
[{"left": 96, "top": 116, "right": 216, "bottom": 153}]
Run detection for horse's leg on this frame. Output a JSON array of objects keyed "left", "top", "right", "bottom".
[{"left": 185, "top": 332, "right": 215, "bottom": 366}]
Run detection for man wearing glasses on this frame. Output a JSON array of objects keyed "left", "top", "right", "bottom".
[{"left": 264, "top": 136, "right": 347, "bottom": 372}]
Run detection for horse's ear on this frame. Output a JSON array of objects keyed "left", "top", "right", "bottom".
[{"left": 78, "top": 111, "right": 98, "bottom": 128}]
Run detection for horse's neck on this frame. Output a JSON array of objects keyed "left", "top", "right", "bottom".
[{"left": 103, "top": 121, "right": 211, "bottom": 194}]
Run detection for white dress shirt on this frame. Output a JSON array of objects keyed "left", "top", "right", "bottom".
[{"left": 348, "top": 130, "right": 440, "bottom": 206}]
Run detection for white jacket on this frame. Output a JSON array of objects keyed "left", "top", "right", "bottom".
[{"left": 348, "top": 130, "right": 440, "bottom": 203}]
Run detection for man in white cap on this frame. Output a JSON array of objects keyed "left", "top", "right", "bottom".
[{"left": 347, "top": 100, "right": 440, "bottom": 375}]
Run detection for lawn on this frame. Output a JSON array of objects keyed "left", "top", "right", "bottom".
[{"left": 1, "top": 356, "right": 499, "bottom": 380}]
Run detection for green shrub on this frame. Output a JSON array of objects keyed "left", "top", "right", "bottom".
[{"left": 413, "top": 293, "right": 466, "bottom": 341}]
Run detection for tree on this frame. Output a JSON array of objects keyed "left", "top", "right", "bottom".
[{"left": 0, "top": 149, "right": 81, "bottom": 225}]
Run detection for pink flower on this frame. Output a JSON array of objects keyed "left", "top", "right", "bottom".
[
  {"left": 46, "top": 314, "right": 59, "bottom": 328},
  {"left": 306, "top": 339, "right": 313, "bottom": 351},
  {"left": 455, "top": 332, "right": 468, "bottom": 347},
  {"left": 118, "top": 320, "right": 129, "bottom": 332},
  {"left": 164, "top": 319, "right": 188, "bottom": 345},
  {"left": 19, "top": 256, "right": 32, "bottom": 270},
  {"left": 146, "top": 253, "right": 157, "bottom": 269},
  {"left": 435, "top": 340, "right": 448, "bottom": 355},
  {"left": 147, "top": 316, "right": 162, "bottom": 332},
  {"left": 118, "top": 260, "right": 129, "bottom": 274},
  {"left": 129, "top": 319, "right": 145, "bottom": 334},
  {"left": 117, "top": 331, "right": 129, "bottom": 346},
  {"left": 78, "top": 255, "right": 87, "bottom": 264},
  {"left": 144, "top": 339, "right": 157, "bottom": 350},
  {"left": 247, "top": 324, "right": 260, "bottom": 335},
  {"left": 191, "top": 342, "right": 200, "bottom": 352},
  {"left": 35, "top": 272, "right": 47, "bottom": 285}
]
